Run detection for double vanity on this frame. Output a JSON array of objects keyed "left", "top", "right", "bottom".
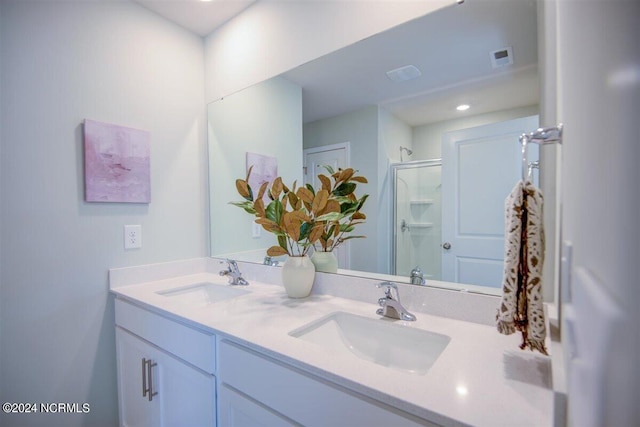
[{"left": 110, "top": 258, "right": 560, "bottom": 426}]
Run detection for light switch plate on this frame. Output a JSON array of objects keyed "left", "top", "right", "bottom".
[
  {"left": 252, "top": 222, "right": 261, "bottom": 238},
  {"left": 124, "top": 225, "right": 142, "bottom": 249}
]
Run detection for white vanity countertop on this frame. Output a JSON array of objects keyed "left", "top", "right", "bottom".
[{"left": 110, "top": 261, "right": 557, "bottom": 427}]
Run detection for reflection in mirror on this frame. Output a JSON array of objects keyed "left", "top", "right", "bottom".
[
  {"left": 391, "top": 114, "right": 540, "bottom": 292},
  {"left": 208, "top": 77, "right": 302, "bottom": 260},
  {"left": 209, "top": 0, "right": 558, "bottom": 299},
  {"left": 392, "top": 160, "right": 443, "bottom": 281},
  {"left": 391, "top": 159, "right": 443, "bottom": 281}
]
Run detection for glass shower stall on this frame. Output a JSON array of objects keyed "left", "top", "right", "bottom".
[{"left": 391, "top": 159, "right": 442, "bottom": 280}]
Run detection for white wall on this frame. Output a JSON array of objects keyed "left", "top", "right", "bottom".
[
  {"left": 379, "top": 108, "right": 412, "bottom": 164},
  {"left": 412, "top": 105, "right": 539, "bottom": 159},
  {"left": 209, "top": 76, "right": 302, "bottom": 257},
  {"left": 204, "top": 1, "right": 450, "bottom": 102},
  {"left": 0, "top": 2, "right": 207, "bottom": 426},
  {"left": 557, "top": 0, "right": 639, "bottom": 425}
]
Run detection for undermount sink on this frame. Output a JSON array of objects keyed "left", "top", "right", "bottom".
[
  {"left": 289, "top": 311, "right": 450, "bottom": 375},
  {"left": 156, "top": 282, "right": 250, "bottom": 307}
]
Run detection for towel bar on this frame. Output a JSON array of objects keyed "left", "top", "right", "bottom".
[{"left": 519, "top": 124, "right": 563, "bottom": 181}]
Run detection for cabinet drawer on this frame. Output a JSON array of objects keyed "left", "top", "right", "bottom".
[
  {"left": 219, "top": 340, "right": 437, "bottom": 427},
  {"left": 115, "top": 298, "right": 215, "bottom": 374}
]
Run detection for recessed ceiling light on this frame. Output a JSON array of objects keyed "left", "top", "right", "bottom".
[{"left": 456, "top": 104, "right": 470, "bottom": 111}]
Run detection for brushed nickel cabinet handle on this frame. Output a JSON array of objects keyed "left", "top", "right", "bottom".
[
  {"left": 147, "top": 359, "right": 158, "bottom": 402},
  {"left": 141, "top": 358, "right": 147, "bottom": 398}
]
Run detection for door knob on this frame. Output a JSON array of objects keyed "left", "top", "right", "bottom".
[{"left": 442, "top": 242, "right": 452, "bottom": 250}]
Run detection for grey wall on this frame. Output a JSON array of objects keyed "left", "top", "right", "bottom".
[{"left": 0, "top": 2, "right": 207, "bottom": 426}]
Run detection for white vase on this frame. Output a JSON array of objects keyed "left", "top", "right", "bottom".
[
  {"left": 310, "top": 251, "right": 338, "bottom": 274},
  {"left": 281, "top": 255, "right": 315, "bottom": 298}
]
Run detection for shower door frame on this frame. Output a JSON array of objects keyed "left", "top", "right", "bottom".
[{"left": 390, "top": 159, "right": 442, "bottom": 276}]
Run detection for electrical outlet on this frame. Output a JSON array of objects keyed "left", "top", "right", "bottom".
[{"left": 124, "top": 225, "right": 142, "bottom": 249}]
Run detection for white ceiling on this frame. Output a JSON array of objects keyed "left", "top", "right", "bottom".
[
  {"left": 282, "top": 0, "right": 539, "bottom": 125},
  {"left": 133, "top": 0, "right": 255, "bottom": 37},
  {"left": 132, "top": 0, "right": 539, "bottom": 127}
]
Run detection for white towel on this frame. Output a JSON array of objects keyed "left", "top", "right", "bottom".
[{"left": 496, "top": 180, "right": 548, "bottom": 355}]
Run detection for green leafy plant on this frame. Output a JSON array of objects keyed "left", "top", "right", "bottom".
[{"left": 230, "top": 166, "right": 368, "bottom": 257}]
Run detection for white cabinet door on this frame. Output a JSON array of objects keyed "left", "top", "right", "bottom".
[
  {"left": 116, "top": 328, "right": 216, "bottom": 427},
  {"left": 158, "top": 342, "right": 216, "bottom": 427},
  {"left": 116, "top": 328, "right": 162, "bottom": 427},
  {"left": 218, "top": 384, "right": 297, "bottom": 427}
]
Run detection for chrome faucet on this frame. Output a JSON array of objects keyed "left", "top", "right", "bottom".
[
  {"left": 219, "top": 259, "right": 249, "bottom": 286},
  {"left": 410, "top": 266, "right": 426, "bottom": 286},
  {"left": 376, "top": 281, "right": 416, "bottom": 321},
  {"left": 263, "top": 256, "right": 279, "bottom": 267}
]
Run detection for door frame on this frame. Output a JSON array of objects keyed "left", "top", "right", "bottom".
[
  {"left": 303, "top": 142, "right": 351, "bottom": 181},
  {"left": 303, "top": 142, "right": 351, "bottom": 268}
]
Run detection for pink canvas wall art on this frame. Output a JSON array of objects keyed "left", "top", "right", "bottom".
[
  {"left": 246, "top": 152, "right": 277, "bottom": 203},
  {"left": 84, "top": 119, "right": 151, "bottom": 203}
]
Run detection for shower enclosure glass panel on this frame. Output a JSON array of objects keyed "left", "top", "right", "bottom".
[{"left": 392, "top": 160, "right": 442, "bottom": 280}]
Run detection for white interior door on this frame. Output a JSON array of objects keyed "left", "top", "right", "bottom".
[
  {"left": 303, "top": 143, "right": 350, "bottom": 269},
  {"left": 441, "top": 115, "right": 539, "bottom": 288}
]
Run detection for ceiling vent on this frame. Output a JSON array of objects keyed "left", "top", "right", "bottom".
[
  {"left": 490, "top": 47, "right": 513, "bottom": 68},
  {"left": 386, "top": 65, "right": 422, "bottom": 83}
]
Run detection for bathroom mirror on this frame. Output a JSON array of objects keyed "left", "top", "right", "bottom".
[{"left": 209, "top": 0, "right": 558, "bottom": 299}]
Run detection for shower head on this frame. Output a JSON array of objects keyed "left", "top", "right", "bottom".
[
  {"left": 399, "top": 146, "right": 413, "bottom": 162},
  {"left": 400, "top": 146, "right": 413, "bottom": 156}
]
